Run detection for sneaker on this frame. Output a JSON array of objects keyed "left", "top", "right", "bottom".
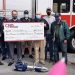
[
  {"left": 52, "top": 62, "right": 56, "bottom": 65},
  {"left": 34, "top": 62, "right": 41, "bottom": 67},
  {"left": 2, "top": 57, "right": 7, "bottom": 60},
  {"left": 0, "top": 61, "right": 4, "bottom": 65},
  {"left": 8, "top": 62, "right": 14, "bottom": 66},
  {"left": 49, "top": 58, "right": 54, "bottom": 63},
  {"left": 45, "top": 57, "right": 47, "bottom": 60},
  {"left": 29, "top": 55, "right": 33, "bottom": 58}
]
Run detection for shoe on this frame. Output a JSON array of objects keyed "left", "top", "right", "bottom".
[
  {"left": 8, "top": 62, "right": 14, "bottom": 66},
  {"left": 22, "top": 55, "right": 24, "bottom": 58},
  {"left": 45, "top": 57, "right": 47, "bottom": 60},
  {"left": 29, "top": 55, "right": 33, "bottom": 58},
  {"left": 0, "top": 61, "right": 4, "bottom": 65},
  {"left": 2, "top": 57, "right": 7, "bottom": 60},
  {"left": 34, "top": 62, "right": 41, "bottom": 67},
  {"left": 52, "top": 62, "right": 56, "bottom": 65},
  {"left": 49, "top": 60, "right": 53, "bottom": 63},
  {"left": 70, "top": 61, "right": 75, "bottom": 64},
  {"left": 34, "top": 60, "right": 39, "bottom": 66}
]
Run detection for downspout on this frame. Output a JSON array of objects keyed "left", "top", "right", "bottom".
[
  {"left": 3, "top": 0, "right": 6, "bottom": 17},
  {"left": 70, "top": 0, "right": 73, "bottom": 27}
]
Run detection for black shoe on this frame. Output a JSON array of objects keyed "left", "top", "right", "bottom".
[
  {"left": 49, "top": 59, "right": 54, "bottom": 63},
  {"left": 8, "top": 62, "right": 14, "bottom": 66},
  {"left": 2, "top": 57, "right": 7, "bottom": 60},
  {"left": 22, "top": 55, "right": 24, "bottom": 58},
  {"left": 52, "top": 62, "right": 56, "bottom": 65},
  {"left": 0, "top": 62, "right": 4, "bottom": 65},
  {"left": 45, "top": 57, "right": 47, "bottom": 60},
  {"left": 29, "top": 55, "right": 33, "bottom": 58}
]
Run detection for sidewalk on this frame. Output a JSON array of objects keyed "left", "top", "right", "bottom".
[{"left": 0, "top": 53, "right": 75, "bottom": 75}]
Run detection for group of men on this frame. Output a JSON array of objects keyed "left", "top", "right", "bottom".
[{"left": 0, "top": 8, "right": 70, "bottom": 66}]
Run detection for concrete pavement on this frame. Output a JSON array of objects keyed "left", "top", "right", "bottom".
[{"left": 0, "top": 53, "right": 75, "bottom": 75}]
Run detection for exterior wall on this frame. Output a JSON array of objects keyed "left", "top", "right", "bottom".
[
  {"left": 0, "top": 0, "right": 32, "bottom": 18},
  {"left": 36, "top": 0, "right": 53, "bottom": 15},
  {"left": 0, "top": 0, "right": 3, "bottom": 10},
  {"left": 1, "top": 0, "right": 75, "bottom": 29}
]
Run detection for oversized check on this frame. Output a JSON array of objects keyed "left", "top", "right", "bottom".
[{"left": 3, "top": 22, "right": 44, "bottom": 41}]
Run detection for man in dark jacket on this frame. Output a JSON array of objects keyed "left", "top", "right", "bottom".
[
  {"left": 0, "top": 16, "right": 10, "bottom": 65},
  {"left": 0, "top": 17, "right": 4, "bottom": 65},
  {"left": 20, "top": 10, "right": 33, "bottom": 58},
  {"left": 0, "top": 17, "right": 10, "bottom": 61},
  {"left": 51, "top": 13, "right": 70, "bottom": 64},
  {"left": 43, "top": 8, "right": 55, "bottom": 62},
  {"left": 20, "top": 10, "right": 33, "bottom": 22},
  {"left": 8, "top": 10, "right": 22, "bottom": 66}
]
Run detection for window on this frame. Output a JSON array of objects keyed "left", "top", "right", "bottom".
[{"left": 53, "top": 0, "right": 70, "bottom": 13}]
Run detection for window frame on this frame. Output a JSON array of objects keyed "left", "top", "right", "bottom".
[{"left": 53, "top": 0, "right": 70, "bottom": 13}]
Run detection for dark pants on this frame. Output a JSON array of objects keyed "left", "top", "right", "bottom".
[
  {"left": 54, "top": 39, "right": 67, "bottom": 64},
  {"left": 0, "top": 33, "right": 10, "bottom": 58},
  {"left": 45, "top": 34, "right": 53, "bottom": 60},
  {"left": 1, "top": 42, "right": 10, "bottom": 58},
  {"left": 8, "top": 42, "right": 22, "bottom": 62}
]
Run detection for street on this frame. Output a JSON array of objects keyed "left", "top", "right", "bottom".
[{"left": 0, "top": 53, "right": 75, "bottom": 75}]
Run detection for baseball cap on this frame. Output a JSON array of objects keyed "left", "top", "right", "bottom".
[
  {"left": 55, "top": 13, "right": 61, "bottom": 18},
  {"left": 24, "top": 10, "right": 29, "bottom": 14}
]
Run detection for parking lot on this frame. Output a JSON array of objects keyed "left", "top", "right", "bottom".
[{"left": 0, "top": 53, "right": 75, "bottom": 75}]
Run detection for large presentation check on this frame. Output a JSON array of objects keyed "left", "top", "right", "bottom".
[{"left": 3, "top": 22, "right": 44, "bottom": 41}]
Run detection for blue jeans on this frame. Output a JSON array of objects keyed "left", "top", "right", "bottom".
[{"left": 45, "top": 34, "right": 53, "bottom": 60}]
